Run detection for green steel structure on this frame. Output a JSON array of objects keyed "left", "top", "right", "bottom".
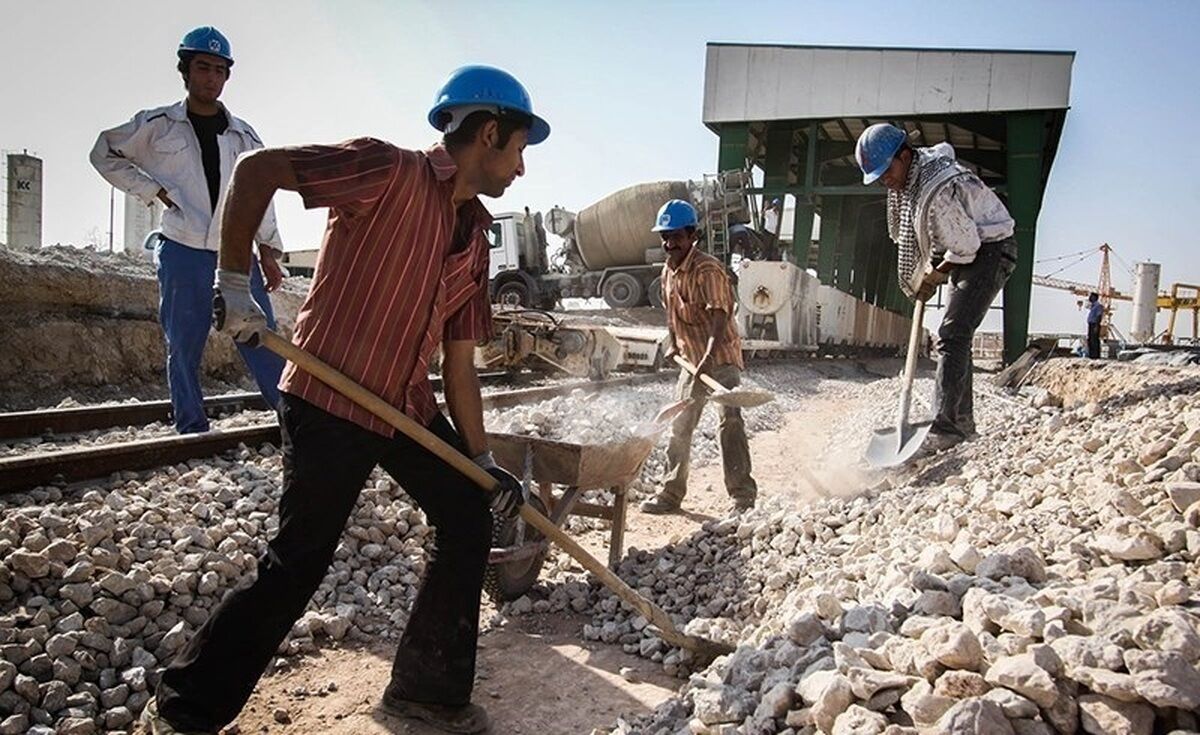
[{"left": 705, "top": 48, "right": 1070, "bottom": 363}]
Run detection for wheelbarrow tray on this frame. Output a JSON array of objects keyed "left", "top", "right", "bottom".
[{"left": 487, "top": 432, "right": 655, "bottom": 488}]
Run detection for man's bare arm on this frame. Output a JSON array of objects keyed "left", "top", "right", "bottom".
[
  {"left": 441, "top": 339, "right": 488, "bottom": 457},
  {"left": 219, "top": 149, "right": 298, "bottom": 274}
]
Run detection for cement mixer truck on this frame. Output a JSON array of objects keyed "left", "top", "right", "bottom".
[{"left": 488, "top": 172, "right": 752, "bottom": 309}]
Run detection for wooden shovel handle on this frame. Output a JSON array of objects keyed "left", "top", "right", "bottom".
[
  {"left": 673, "top": 354, "right": 728, "bottom": 394},
  {"left": 260, "top": 330, "right": 728, "bottom": 656}
]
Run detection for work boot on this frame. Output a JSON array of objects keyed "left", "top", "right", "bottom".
[
  {"left": 640, "top": 492, "right": 682, "bottom": 515},
  {"left": 917, "top": 430, "right": 967, "bottom": 458},
  {"left": 381, "top": 688, "right": 491, "bottom": 734},
  {"left": 139, "top": 696, "right": 214, "bottom": 735},
  {"left": 730, "top": 495, "right": 756, "bottom": 513}
]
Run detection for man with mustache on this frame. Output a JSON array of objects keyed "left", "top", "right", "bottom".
[{"left": 641, "top": 199, "right": 758, "bottom": 515}]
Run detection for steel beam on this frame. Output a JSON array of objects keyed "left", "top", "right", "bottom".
[
  {"left": 836, "top": 200, "right": 860, "bottom": 294},
  {"left": 792, "top": 200, "right": 816, "bottom": 266},
  {"left": 816, "top": 197, "right": 842, "bottom": 284},
  {"left": 717, "top": 123, "right": 751, "bottom": 173},
  {"left": 1004, "top": 111, "right": 1048, "bottom": 364}
]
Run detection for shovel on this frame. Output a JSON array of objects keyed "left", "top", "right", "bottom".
[
  {"left": 865, "top": 299, "right": 933, "bottom": 468},
  {"left": 257, "top": 330, "right": 735, "bottom": 663},
  {"left": 673, "top": 355, "right": 774, "bottom": 408}
]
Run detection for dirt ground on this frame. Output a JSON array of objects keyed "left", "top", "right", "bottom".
[{"left": 218, "top": 379, "right": 876, "bottom": 735}]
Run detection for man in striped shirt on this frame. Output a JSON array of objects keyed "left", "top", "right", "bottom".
[
  {"left": 641, "top": 200, "right": 758, "bottom": 515},
  {"left": 142, "top": 67, "right": 550, "bottom": 735}
]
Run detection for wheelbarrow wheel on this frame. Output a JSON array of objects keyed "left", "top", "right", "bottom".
[{"left": 484, "top": 495, "right": 549, "bottom": 604}]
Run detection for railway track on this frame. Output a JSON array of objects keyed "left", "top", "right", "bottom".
[
  {"left": 0, "top": 372, "right": 518, "bottom": 441},
  {"left": 0, "top": 372, "right": 667, "bottom": 495}
]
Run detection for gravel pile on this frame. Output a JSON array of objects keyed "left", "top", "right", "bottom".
[
  {"left": 578, "top": 360, "right": 1200, "bottom": 734},
  {"left": 0, "top": 444, "right": 436, "bottom": 734}
]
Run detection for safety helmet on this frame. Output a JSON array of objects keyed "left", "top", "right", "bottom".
[
  {"left": 428, "top": 65, "right": 550, "bottom": 145},
  {"left": 855, "top": 123, "right": 908, "bottom": 184},
  {"left": 178, "top": 26, "right": 233, "bottom": 66},
  {"left": 651, "top": 199, "right": 698, "bottom": 232}
]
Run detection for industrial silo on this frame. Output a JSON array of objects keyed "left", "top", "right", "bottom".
[
  {"left": 123, "top": 194, "right": 162, "bottom": 257},
  {"left": 5, "top": 152, "right": 42, "bottom": 249},
  {"left": 1130, "top": 261, "right": 1161, "bottom": 344}
]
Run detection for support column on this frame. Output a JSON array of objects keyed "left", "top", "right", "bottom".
[
  {"left": 1004, "top": 112, "right": 1047, "bottom": 364},
  {"left": 717, "top": 123, "right": 750, "bottom": 173},
  {"left": 836, "top": 200, "right": 860, "bottom": 294},
  {"left": 816, "top": 197, "right": 842, "bottom": 285},
  {"left": 792, "top": 200, "right": 815, "bottom": 267}
]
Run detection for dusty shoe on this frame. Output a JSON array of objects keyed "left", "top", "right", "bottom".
[
  {"left": 139, "top": 696, "right": 214, "bottom": 735},
  {"left": 919, "top": 430, "right": 967, "bottom": 457},
  {"left": 639, "top": 493, "right": 682, "bottom": 515},
  {"left": 731, "top": 495, "right": 756, "bottom": 513},
  {"left": 380, "top": 692, "right": 491, "bottom": 734}
]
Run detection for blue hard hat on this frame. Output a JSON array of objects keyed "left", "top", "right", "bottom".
[
  {"left": 178, "top": 26, "right": 233, "bottom": 65},
  {"left": 428, "top": 65, "right": 550, "bottom": 145},
  {"left": 651, "top": 199, "right": 698, "bottom": 232},
  {"left": 855, "top": 123, "right": 908, "bottom": 184}
]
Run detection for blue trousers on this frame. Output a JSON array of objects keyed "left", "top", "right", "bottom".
[{"left": 155, "top": 237, "right": 284, "bottom": 433}]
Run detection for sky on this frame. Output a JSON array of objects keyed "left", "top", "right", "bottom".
[{"left": 3, "top": 0, "right": 1198, "bottom": 337}]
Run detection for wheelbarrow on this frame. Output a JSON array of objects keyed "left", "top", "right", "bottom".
[{"left": 484, "top": 431, "right": 656, "bottom": 602}]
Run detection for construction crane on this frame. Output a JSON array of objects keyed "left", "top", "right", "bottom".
[{"left": 1032, "top": 243, "right": 1127, "bottom": 339}]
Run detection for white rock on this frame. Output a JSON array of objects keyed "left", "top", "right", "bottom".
[{"left": 1078, "top": 694, "right": 1154, "bottom": 735}]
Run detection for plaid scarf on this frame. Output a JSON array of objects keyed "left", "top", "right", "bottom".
[{"left": 887, "top": 148, "right": 970, "bottom": 297}]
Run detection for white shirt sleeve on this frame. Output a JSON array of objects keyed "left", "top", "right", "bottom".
[
  {"left": 929, "top": 177, "right": 1015, "bottom": 265},
  {"left": 89, "top": 112, "right": 166, "bottom": 206}
]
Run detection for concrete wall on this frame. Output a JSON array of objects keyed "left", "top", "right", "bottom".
[{"left": 703, "top": 44, "right": 1074, "bottom": 123}]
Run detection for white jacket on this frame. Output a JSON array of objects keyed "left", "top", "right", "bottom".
[{"left": 90, "top": 100, "right": 283, "bottom": 254}]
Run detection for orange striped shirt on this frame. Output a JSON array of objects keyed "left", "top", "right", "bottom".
[
  {"left": 662, "top": 247, "right": 743, "bottom": 370},
  {"left": 279, "top": 139, "right": 493, "bottom": 436}
]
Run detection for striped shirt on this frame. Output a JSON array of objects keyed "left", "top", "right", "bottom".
[
  {"left": 279, "top": 138, "right": 493, "bottom": 437},
  {"left": 662, "top": 247, "right": 743, "bottom": 370}
]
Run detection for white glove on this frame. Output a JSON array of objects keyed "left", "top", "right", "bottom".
[{"left": 213, "top": 269, "right": 267, "bottom": 345}]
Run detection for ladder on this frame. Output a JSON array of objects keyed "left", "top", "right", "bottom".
[{"left": 698, "top": 170, "right": 752, "bottom": 266}]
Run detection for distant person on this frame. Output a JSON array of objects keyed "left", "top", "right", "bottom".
[
  {"left": 762, "top": 197, "right": 783, "bottom": 260},
  {"left": 1086, "top": 292, "right": 1104, "bottom": 358},
  {"left": 641, "top": 200, "right": 757, "bottom": 514},
  {"left": 856, "top": 123, "right": 1017, "bottom": 454},
  {"left": 90, "top": 26, "right": 285, "bottom": 433}
]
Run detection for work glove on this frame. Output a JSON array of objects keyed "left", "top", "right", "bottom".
[
  {"left": 915, "top": 268, "right": 950, "bottom": 303},
  {"left": 213, "top": 269, "right": 268, "bottom": 346},
  {"left": 473, "top": 450, "right": 525, "bottom": 520}
]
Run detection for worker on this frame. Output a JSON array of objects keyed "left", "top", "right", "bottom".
[
  {"left": 856, "top": 123, "right": 1018, "bottom": 453},
  {"left": 641, "top": 200, "right": 758, "bottom": 514},
  {"left": 90, "top": 27, "right": 285, "bottom": 434},
  {"left": 139, "top": 65, "right": 546, "bottom": 735},
  {"left": 1086, "top": 292, "right": 1104, "bottom": 358}
]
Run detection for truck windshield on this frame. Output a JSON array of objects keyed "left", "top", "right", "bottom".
[{"left": 488, "top": 222, "right": 504, "bottom": 249}]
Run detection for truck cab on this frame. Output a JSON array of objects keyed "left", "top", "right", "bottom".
[{"left": 488, "top": 210, "right": 558, "bottom": 309}]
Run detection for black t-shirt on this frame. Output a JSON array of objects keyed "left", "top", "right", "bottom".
[{"left": 187, "top": 109, "right": 229, "bottom": 212}]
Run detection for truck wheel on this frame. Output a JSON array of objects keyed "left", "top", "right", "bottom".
[
  {"left": 484, "top": 496, "right": 549, "bottom": 604},
  {"left": 495, "top": 279, "right": 532, "bottom": 307},
  {"left": 648, "top": 276, "right": 664, "bottom": 309},
  {"left": 601, "top": 273, "right": 644, "bottom": 309}
]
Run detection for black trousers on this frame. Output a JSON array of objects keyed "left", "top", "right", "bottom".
[
  {"left": 1087, "top": 322, "right": 1102, "bottom": 359},
  {"left": 932, "top": 237, "right": 1018, "bottom": 437},
  {"left": 157, "top": 393, "right": 493, "bottom": 731}
]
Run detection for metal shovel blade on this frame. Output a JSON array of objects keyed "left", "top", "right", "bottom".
[
  {"left": 865, "top": 420, "right": 933, "bottom": 469},
  {"left": 708, "top": 388, "right": 775, "bottom": 409}
]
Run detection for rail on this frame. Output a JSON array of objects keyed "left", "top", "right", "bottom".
[{"left": 0, "top": 372, "right": 668, "bottom": 495}]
